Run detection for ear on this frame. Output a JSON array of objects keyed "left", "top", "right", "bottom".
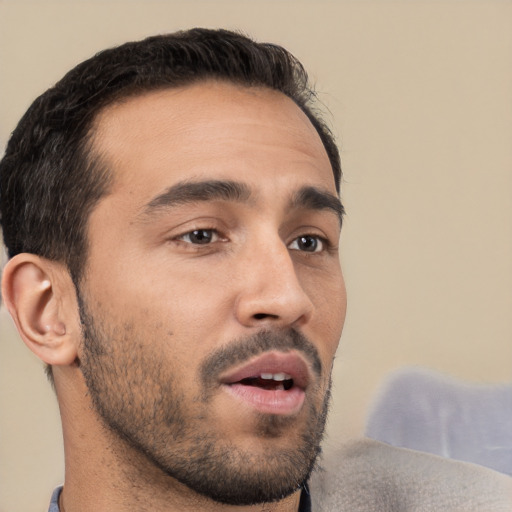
[{"left": 1, "top": 254, "right": 80, "bottom": 366}]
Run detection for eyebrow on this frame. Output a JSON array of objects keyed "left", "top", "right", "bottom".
[
  {"left": 140, "top": 179, "right": 344, "bottom": 225},
  {"left": 291, "top": 186, "right": 345, "bottom": 226},
  {"left": 142, "top": 179, "right": 252, "bottom": 216}
]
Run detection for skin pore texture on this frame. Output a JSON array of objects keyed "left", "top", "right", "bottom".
[{"left": 51, "top": 81, "right": 347, "bottom": 511}]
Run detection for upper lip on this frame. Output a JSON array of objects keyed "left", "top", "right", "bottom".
[{"left": 219, "top": 351, "right": 311, "bottom": 390}]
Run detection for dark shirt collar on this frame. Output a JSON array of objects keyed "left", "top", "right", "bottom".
[{"left": 299, "top": 482, "right": 312, "bottom": 512}]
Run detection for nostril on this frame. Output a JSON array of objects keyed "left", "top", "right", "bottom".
[{"left": 253, "top": 313, "right": 278, "bottom": 320}]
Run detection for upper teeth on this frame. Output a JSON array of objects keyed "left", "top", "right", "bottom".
[{"left": 260, "top": 373, "right": 291, "bottom": 381}]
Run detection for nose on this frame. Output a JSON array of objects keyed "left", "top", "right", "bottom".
[{"left": 234, "top": 235, "right": 314, "bottom": 329}]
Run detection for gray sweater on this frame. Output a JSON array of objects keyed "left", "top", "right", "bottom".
[{"left": 310, "top": 438, "right": 512, "bottom": 511}]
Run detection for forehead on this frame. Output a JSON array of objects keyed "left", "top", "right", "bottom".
[{"left": 90, "top": 81, "right": 335, "bottom": 201}]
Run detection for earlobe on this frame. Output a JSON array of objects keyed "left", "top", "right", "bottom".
[{"left": 1, "top": 254, "right": 79, "bottom": 366}]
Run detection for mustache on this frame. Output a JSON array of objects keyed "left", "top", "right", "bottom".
[{"left": 199, "top": 329, "right": 322, "bottom": 387}]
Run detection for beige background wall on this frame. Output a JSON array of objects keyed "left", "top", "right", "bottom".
[{"left": 1, "top": 1, "right": 512, "bottom": 510}]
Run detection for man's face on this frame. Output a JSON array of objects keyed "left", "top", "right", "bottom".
[{"left": 78, "top": 81, "right": 346, "bottom": 505}]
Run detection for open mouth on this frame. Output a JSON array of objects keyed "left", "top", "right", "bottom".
[
  {"left": 219, "top": 352, "right": 310, "bottom": 415},
  {"left": 239, "top": 373, "right": 294, "bottom": 391}
]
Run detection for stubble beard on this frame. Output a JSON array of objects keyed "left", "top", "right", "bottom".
[{"left": 77, "top": 293, "right": 332, "bottom": 506}]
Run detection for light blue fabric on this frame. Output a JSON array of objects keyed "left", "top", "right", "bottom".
[
  {"left": 48, "top": 486, "right": 62, "bottom": 512},
  {"left": 366, "top": 367, "right": 512, "bottom": 475}
]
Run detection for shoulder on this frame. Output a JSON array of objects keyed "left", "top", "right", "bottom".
[{"left": 309, "top": 439, "right": 512, "bottom": 512}]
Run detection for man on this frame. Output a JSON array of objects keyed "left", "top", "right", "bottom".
[{"left": 1, "top": 28, "right": 510, "bottom": 512}]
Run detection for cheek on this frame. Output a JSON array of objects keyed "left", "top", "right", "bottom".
[
  {"left": 122, "top": 272, "right": 233, "bottom": 362},
  {"left": 304, "top": 267, "right": 346, "bottom": 359},
  {"left": 304, "top": 263, "right": 346, "bottom": 317},
  {"left": 83, "top": 254, "right": 237, "bottom": 367}
]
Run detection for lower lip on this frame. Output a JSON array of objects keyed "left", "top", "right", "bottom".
[{"left": 223, "top": 383, "right": 306, "bottom": 415}]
